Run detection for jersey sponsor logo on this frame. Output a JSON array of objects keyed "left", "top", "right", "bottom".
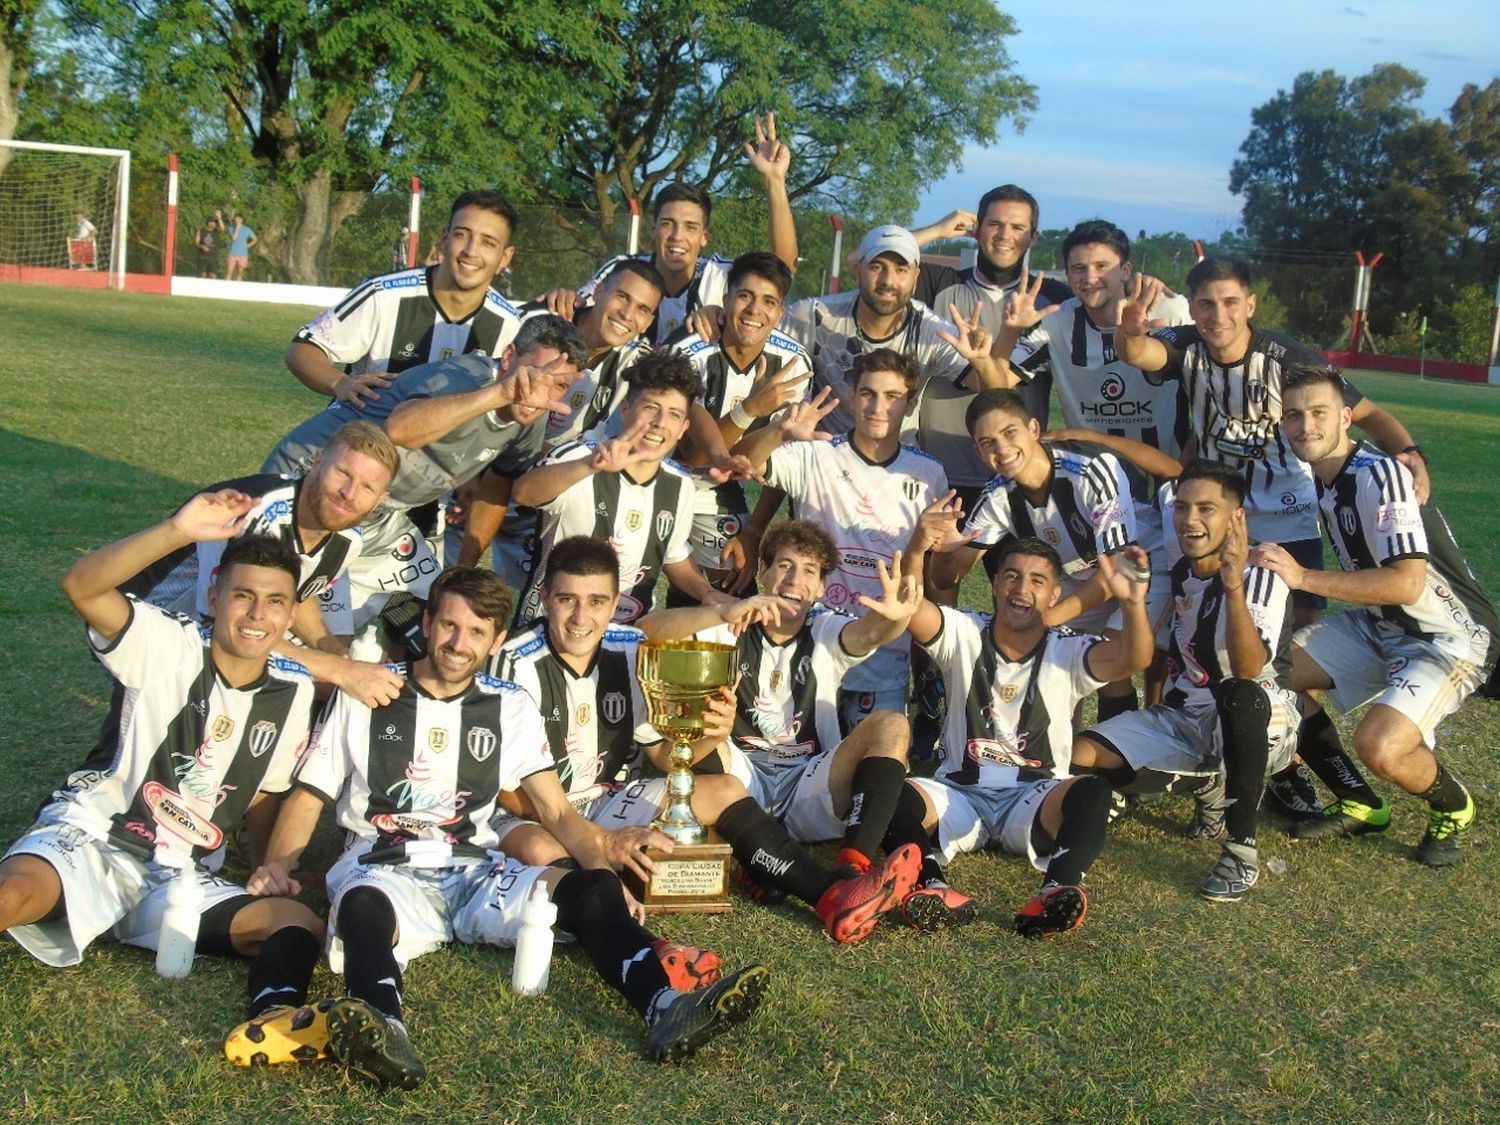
[
  {"left": 965, "top": 736, "right": 1041, "bottom": 770},
  {"left": 1375, "top": 506, "right": 1420, "bottom": 533},
  {"left": 392, "top": 533, "right": 419, "bottom": 561},
  {"left": 1212, "top": 437, "right": 1264, "bottom": 460},
  {"left": 429, "top": 729, "right": 449, "bottom": 753},
  {"left": 1069, "top": 511, "right": 1094, "bottom": 541},
  {"left": 601, "top": 691, "right": 627, "bottom": 724},
  {"left": 1091, "top": 499, "right": 1124, "bottom": 530},
  {"left": 837, "top": 548, "right": 885, "bottom": 578},
  {"left": 378, "top": 723, "right": 403, "bottom": 742},
  {"left": 248, "top": 720, "right": 279, "bottom": 758},
  {"left": 655, "top": 510, "right": 676, "bottom": 540},
  {"left": 467, "top": 726, "right": 497, "bottom": 763},
  {"left": 211, "top": 715, "right": 235, "bottom": 742},
  {"left": 370, "top": 810, "right": 460, "bottom": 835},
  {"left": 262, "top": 499, "right": 292, "bottom": 522},
  {"left": 400, "top": 340, "right": 418, "bottom": 358},
  {"left": 1100, "top": 374, "right": 1126, "bottom": 401},
  {"left": 576, "top": 702, "right": 591, "bottom": 726},
  {"left": 142, "top": 781, "right": 225, "bottom": 852},
  {"left": 1280, "top": 492, "right": 1299, "bottom": 507}
]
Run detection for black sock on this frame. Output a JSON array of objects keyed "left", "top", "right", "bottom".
[
  {"left": 246, "top": 925, "right": 322, "bottom": 1019},
  {"left": 338, "top": 887, "right": 404, "bottom": 1020},
  {"left": 551, "top": 869, "right": 671, "bottom": 1018},
  {"left": 1217, "top": 679, "right": 1272, "bottom": 846},
  {"left": 1074, "top": 760, "right": 1138, "bottom": 789},
  {"left": 842, "top": 756, "right": 906, "bottom": 862},
  {"left": 1297, "top": 709, "right": 1380, "bottom": 804},
  {"left": 1041, "top": 776, "right": 1111, "bottom": 886},
  {"left": 881, "top": 784, "right": 944, "bottom": 885},
  {"left": 717, "top": 797, "right": 834, "bottom": 905},
  {"left": 1095, "top": 689, "right": 1139, "bottom": 723},
  {"left": 1419, "top": 761, "right": 1469, "bottom": 812}
]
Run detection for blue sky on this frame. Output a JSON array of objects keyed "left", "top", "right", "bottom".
[{"left": 916, "top": 0, "right": 1500, "bottom": 239}]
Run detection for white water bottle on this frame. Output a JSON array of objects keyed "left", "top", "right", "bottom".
[
  {"left": 155, "top": 863, "right": 204, "bottom": 980},
  {"left": 350, "top": 624, "right": 384, "bottom": 663},
  {"left": 511, "top": 884, "right": 558, "bottom": 996}
]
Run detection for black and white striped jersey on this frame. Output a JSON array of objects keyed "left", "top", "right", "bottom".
[
  {"left": 494, "top": 622, "right": 654, "bottom": 804},
  {"left": 294, "top": 671, "right": 553, "bottom": 865},
  {"left": 1318, "top": 442, "right": 1498, "bottom": 653},
  {"left": 696, "top": 609, "right": 865, "bottom": 766},
  {"left": 516, "top": 441, "right": 696, "bottom": 625},
  {"left": 294, "top": 266, "right": 523, "bottom": 376},
  {"left": 921, "top": 607, "right": 1106, "bottom": 788},
  {"left": 578, "top": 254, "right": 734, "bottom": 345},
  {"left": 1150, "top": 324, "right": 1363, "bottom": 543},
  {"left": 43, "top": 599, "right": 313, "bottom": 864},
  {"left": 917, "top": 263, "right": 1074, "bottom": 455},
  {"left": 765, "top": 434, "right": 948, "bottom": 691},
  {"left": 530, "top": 306, "right": 653, "bottom": 446},
  {"left": 1162, "top": 561, "right": 1293, "bottom": 709},
  {"left": 778, "top": 291, "right": 971, "bottom": 439},
  {"left": 1010, "top": 294, "right": 1194, "bottom": 457},
  {"left": 127, "top": 474, "right": 361, "bottom": 620},
  {"left": 966, "top": 442, "right": 1138, "bottom": 580}
]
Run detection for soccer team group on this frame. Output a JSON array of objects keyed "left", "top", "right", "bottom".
[{"left": 3, "top": 119, "right": 1497, "bottom": 1088}]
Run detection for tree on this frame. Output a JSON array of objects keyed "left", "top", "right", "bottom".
[{"left": 0, "top": 0, "right": 42, "bottom": 175}]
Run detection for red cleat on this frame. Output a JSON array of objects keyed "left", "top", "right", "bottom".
[
  {"left": 900, "top": 880, "right": 979, "bottom": 932},
  {"left": 815, "top": 843, "right": 922, "bottom": 944},
  {"left": 652, "top": 939, "right": 723, "bottom": 992},
  {"left": 1013, "top": 883, "right": 1088, "bottom": 938}
]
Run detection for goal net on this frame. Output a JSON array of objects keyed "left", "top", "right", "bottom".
[{"left": 0, "top": 141, "right": 130, "bottom": 286}]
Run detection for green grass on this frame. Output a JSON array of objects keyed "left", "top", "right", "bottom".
[{"left": 3, "top": 280, "right": 1500, "bottom": 1123}]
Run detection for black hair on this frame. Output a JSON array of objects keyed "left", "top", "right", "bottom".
[
  {"left": 1061, "top": 220, "right": 1131, "bottom": 268},
  {"left": 544, "top": 536, "right": 620, "bottom": 591},
  {"left": 1185, "top": 256, "right": 1252, "bottom": 296},
  {"left": 448, "top": 190, "right": 519, "bottom": 235},
  {"left": 1177, "top": 459, "right": 1247, "bottom": 506},
  {"left": 218, "top": 534, "right": 300, "bottom": 590},
  {"left": 652, "top": 182, "right": 712, "bottom": 225},
  {"left": 964, "top": 387, "right": 1031, "bottom": 436},
  {"left": 726, "top": 251, "right": 792, "bottom": 300},
  {"left": 976, "top": 184, "right": 1039, "bottom": 232},
  {"left": 994, "top": 536, "right": 1062, "bottom": 581},
  {"left": 513, "top": 314, "right": 588, "bottom": 368},
  {"left": 624, "top": 348, "right": 705, "bottom": 406}
]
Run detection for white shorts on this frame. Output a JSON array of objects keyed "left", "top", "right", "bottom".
[
  {"left": 324, "top": 847, "right": 550, "bottom": 971},
  {"left": 1085, "top": 688, "right": 1299, "bottom": 777},
  {"left": 908, "top": 777, "right": 1064, "bottom": 871},
  {"left": 723, "top": 744, "right": 844, "bottom": 844},
  {"left": 3, "top": 813, "right": 246, "bottom": 968},
  {"left": 491, "top": 778, "right": 667, "bottom": 850},
  {"left": 1295, "top": 608, "right": 1487, "bottom": 747}
]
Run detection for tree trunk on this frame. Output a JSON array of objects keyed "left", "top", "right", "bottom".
[
  {"left": 283, "top": 167, "right": 333, "bottom": 285},
  {"left": 0, "top": 36, "right": 23, "bottom": 178}
]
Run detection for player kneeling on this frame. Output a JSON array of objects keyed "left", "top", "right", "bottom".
[{"left": 244, "top": 567, "right": 767, "bottom": 1087}]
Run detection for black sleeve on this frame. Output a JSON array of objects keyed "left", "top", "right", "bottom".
[{"left": 915, "top": 262, "right": 961, "bottom": 308}]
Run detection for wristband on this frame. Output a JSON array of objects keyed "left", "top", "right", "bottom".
[
  {"left": 728, "top": 402, "right": 755, "bottom": 429},
  {"left": 1400, "top": 444, "right": 1429, "bottom": 465}
]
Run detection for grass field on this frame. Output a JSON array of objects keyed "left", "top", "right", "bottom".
[{"left": 2, "top": 281, "right": 1499, "bottom": 1124}]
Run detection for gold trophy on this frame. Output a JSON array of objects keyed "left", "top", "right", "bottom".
[{"left": 631, "top": 638, "right": 737, "bottom": 913}]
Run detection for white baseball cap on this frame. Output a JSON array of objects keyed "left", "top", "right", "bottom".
[{"left": 858, "top": 224, "right": 920, "bottom": 265}]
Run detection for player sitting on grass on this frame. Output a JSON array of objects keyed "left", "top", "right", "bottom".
[
  {"left": 0, "top": 495, "right": 325, "bottom": 1063},
  {"left": 1258, "top": 364, "right": 1498, "bottom": 865},
  {"left": 244, "top": 567, "right": 767, "bottom": 1087},
  {"left": 1071, "top": 460, "right": 1301, "bottom": 902},
  {"left": 882, "top": 525, "right": 1152, "bottom": 935},
  {"left": 494, "top": 536, "right": 922, "bottom": 944}
]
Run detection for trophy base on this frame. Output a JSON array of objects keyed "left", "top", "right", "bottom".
[{"left": 624, "top": 833, "right": 733, "bottom": 914}]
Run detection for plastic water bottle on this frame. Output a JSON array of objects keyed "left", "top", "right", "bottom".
[
  {"left": 350, "top": 623, "right": 384, "bottom": 664},
  {"left": 511, "top": 884, "right": 558, "bottom": 996},
  {"left": 155, "top": 863, "right": 204, "bottom": 979}
]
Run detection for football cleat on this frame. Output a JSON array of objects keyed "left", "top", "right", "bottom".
[
  {"left": 815, "top": 843, "right": 921, "bottom": 944},
  {"left": 645, "top": 964, "right": 770, "bottom": 1063},
  {"left": 1199, "top": 842, "right": 1260, "bottom": 903},
  {"left": 1184, "top": 775, "right": 1227, "bottom": 840},
  {"left": 223, "top": 999, "right": 335, "bottom": 1068},
  {"left": 1264, "top": 762, "right": 1323, "bottom": 822},
  {"left": 900, "top": 880, "right": 979, "bottom": 933},
  {"left": 1013, "top": 884, "right": 1088, "bottom": 938},
  {"left": 730, "top": 862, "right": 787, "bottom": 906},
  {"left": 1289, "top": 796, "right": 1391, "bottom": 841},
  {"left": 327, "top": 998, "right": 426, "bottom": 1090},
  {"left": 652, "top": 938, "right": 722, "bottom": 992},
  {"left": 832, "top": 846, "right": 874, "bottom": 876},
  {"left": 1414, "top": 794, "right": 1475, "bottom": 867}
]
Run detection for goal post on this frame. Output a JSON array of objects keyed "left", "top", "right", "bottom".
[{"left": 0, "top": 139, "right": 131, "bottom": 289}]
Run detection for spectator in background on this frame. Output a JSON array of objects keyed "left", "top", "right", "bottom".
[
  {"left": 194, "top": 216, "right": 219, "bottom": 278},
  {"left": 69, "top": 212, "right": 98, "bottom": 270},
  {"left": 226, "top": 213, "right": 257, "bottom": 281}
]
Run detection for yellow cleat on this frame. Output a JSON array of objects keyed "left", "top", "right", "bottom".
[{"left": 223, "top": 999, "right": 336, "bottom": 1068}]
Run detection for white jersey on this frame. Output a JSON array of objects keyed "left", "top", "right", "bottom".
[
  {"left": 766, "top": 434, "right": 948, "bottom": 691},
  {"left": 1318, "top": 442, "right": 1498, "bottom": 653},
  {"left": 778, "top": 292, "right": 971, "bottom": 436},
  {"left": 42, "top": 599, "right": 313, "bottom": 865},
  {"left": 1162, "top": 561, "right": 1293, "bottom": 709},
  {"left": 495, "top": 622, "right": 655, "bottom": 805},
  {"left": 578, "top": 254, "right": 734, "bottom": 345},
  {"left": 294, "top": 672, "right": 553, "bottom": 866},
  {"left": 923, "top": 607, "right": 1106, "bottom": 788},
  {"left": 1010, "top": 294, "right": 1194, "bottom": 457},
  {"left": 131, "top": 474, "right": 361, "bottom": 621},
  {"left": 541, "top": 327, "right": 652, "bottom": 446},
  {"left": 294, "top": 266, "right": 523, "bottom": 377},
  {"left": 967, "top": 442, "right": 1138, "bottom": 582},
  {"left": 671, "top": 328, "right": 812, "bottom": 568},
  {"left": 517, "top": 441, "right": 696, "bottom": 625},
  {"left": 697, "top": 609, "right": 864, "bottom": 767}
]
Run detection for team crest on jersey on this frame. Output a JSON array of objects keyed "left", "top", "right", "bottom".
[
  {"left": 1338, "top": 507, "right": 1358, "bottom": 536},
  {"left": 1246, "top": 379, "right": 1267, "bottom": 404},
  {"left": 429, "top": 729, "right": 449, "bottom": 753},
  {"left": 576, "top": 702, "right": 591, "bottom": 726},
  {"left": 301, "top": 575, "right": 332, "bottom": 600},
  {"left": 1043, "top": 528, "right": 1062, "bottom": 546},
  {"left": 602, "top": 691, "right": 627, "bottom": 724},
  {"left": 656, "top": 511, "right": 675, "bottom": 540},
  {"left": 998, "top": 684, "right": 1019, "bottom": 704},
  {"left": 903, "top": 479, "right": 922, "bottom": 502},
  {"left": 1068, "top": 512, "right": 1092, "bottom": 540},
  {"left": 796, "top": 656, "right": 812, "bottom": 684},
  {"left": 248, "top": 720, "right": 278, "bottom": 758},
  {"left": 627, "top": 510, "right": 643, "bottom": 532},
  {"left": 770, "top": 669, "right": 784, "bottom": 692},
  {"left": 467, "top": 727, "right": 496, "bottom": 763},
  {"left": 211, "top": 715, "right": 235, "bottom": 742}
]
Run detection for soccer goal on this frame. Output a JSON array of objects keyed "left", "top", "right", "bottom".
[{"left": 0, "top": 140, "right": 131, "bottom": 288}]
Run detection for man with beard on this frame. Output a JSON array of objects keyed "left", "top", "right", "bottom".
[{"left": 247, "top": 567, "right": 769, "bottom": 1086}]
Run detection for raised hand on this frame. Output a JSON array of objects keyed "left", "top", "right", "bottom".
[
  {"left": 1096, "top": 545, "right": 1150, "bottom": 605},
  {"left": 856, "top": 552, "right": 922, "bottom": 625},
  {"left": 744, "top": 112, "right": 790, "bottom": 182},
  {"left": 500, "top": 355, "right": 573, "bottom": 415},
  {"left": 1116, "top": 272, "right": 1165, "bottom": 338},
  {"left": 1001, "top": 269, "right": 1052, "bottom": 334},
  {"left": 590, "top": 416, "right": 656, "bottom": 474},
  {"left": 741, "top": 356, "right": 812, "bottom": 420},
  {"left": 171, "top": 488, "right": 256, "bottom": 541},
  {"left": 537, "top": 287, "right": 579, "bottom": 320},
  {"left": 1219, "top": 508, "right": 1249, "bottom": 591},
  {"left": 721, "top": 594, "right": 799, "bottom": 636},
  {"left": 931, "top": 209, "right": 977, "bottom": 240},
  {"left": 938, "top": 301, "right": 994, "bottom": 362},
  {"left": 915, "top": 489, "right": 980, "bottom": 554},
  {"left": 778, "top": 385, "right": 838, "bottom": 443}
]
